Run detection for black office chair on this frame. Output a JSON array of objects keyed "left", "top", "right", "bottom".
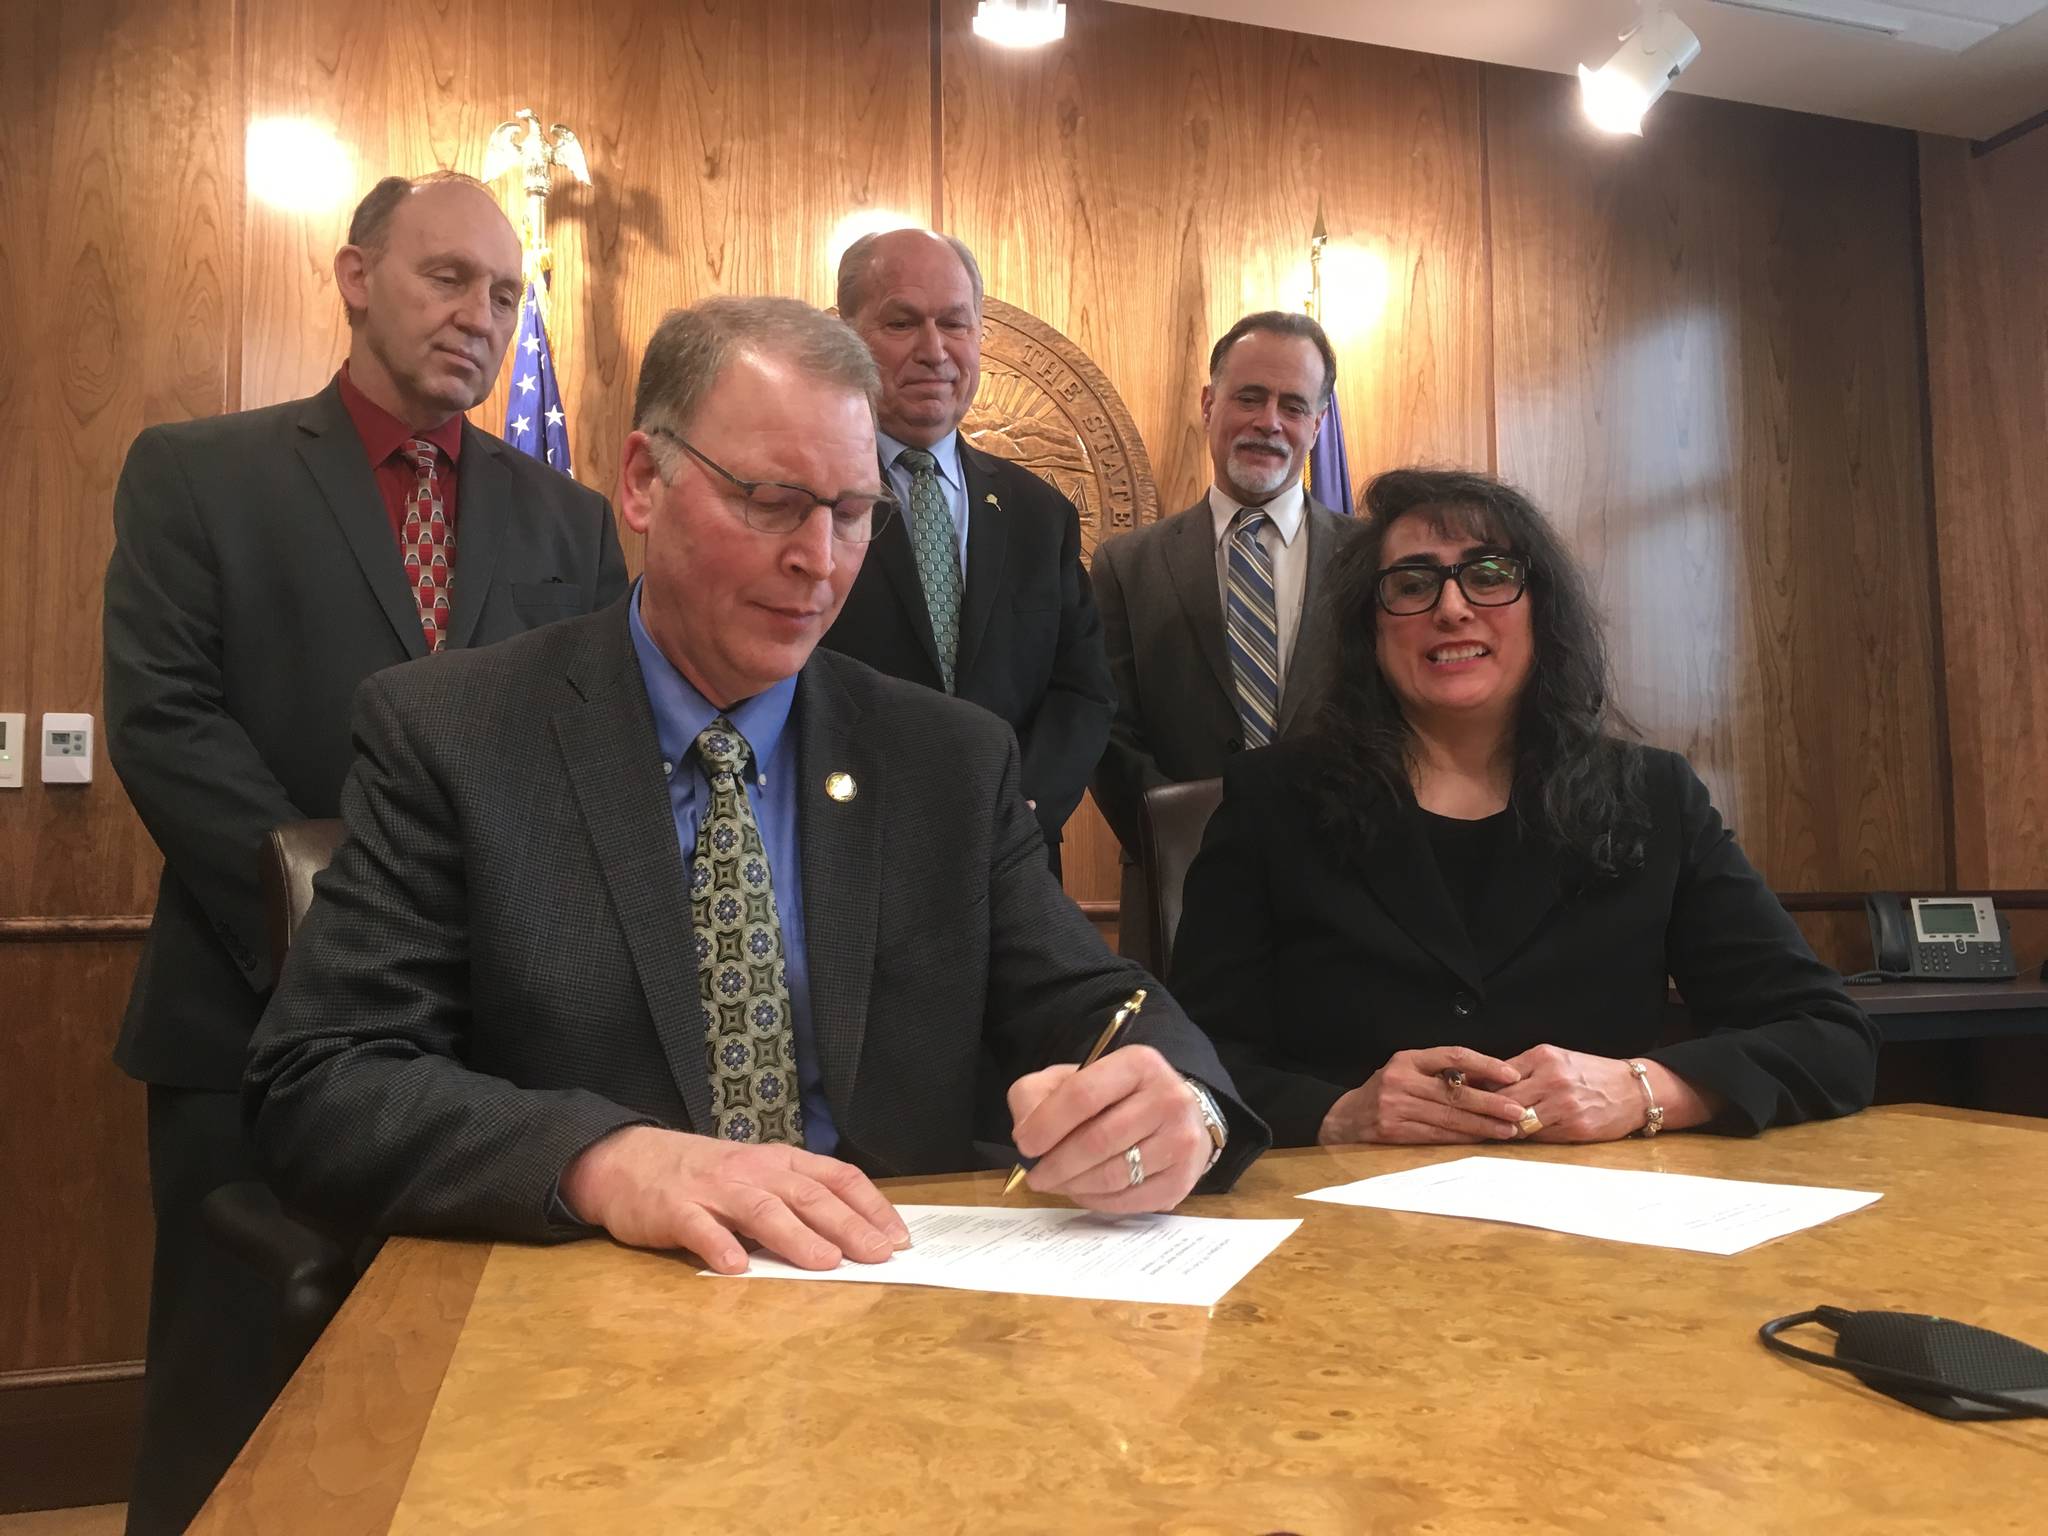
[
  {"left": 1136, "top": 778, "right": 1224, "bottom": 978},
  {"left": 199, "top": 819, "right": 357, "bottom": 1359}
]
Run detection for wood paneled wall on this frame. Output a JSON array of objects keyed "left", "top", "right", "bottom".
[
  {"left": 1920, "top": 128, "right": 2048, "bottom": 893},
  {"left": 2, "top": 0, "right": 2034, "bottom": 1404},
  {"left": 1488, "top": 70, "right": 1945, "bottom": 889}
]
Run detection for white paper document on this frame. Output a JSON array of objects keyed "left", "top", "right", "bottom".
[
  {"left": 1300, "top": 1156, "right": 1880, "bottom": 1256},
  {"left": 711, "top": 1204, "right": 1300, "bottom": 1306}
]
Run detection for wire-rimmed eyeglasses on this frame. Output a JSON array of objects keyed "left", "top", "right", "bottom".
[{"left": 650, "top": 427, "right": 900, "bottom": 544}]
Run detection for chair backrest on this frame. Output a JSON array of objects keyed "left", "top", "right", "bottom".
[
  {"left": 1137, "top": 777, "right": 1224, "bottom": 977},
  {"left": 260, "top": 819, "right": 346, "bottom": 971}
]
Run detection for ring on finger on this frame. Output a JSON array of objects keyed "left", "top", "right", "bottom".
[
  {"left": 1517, "top": 1109, "right": 1542, "bottom": 1137},
  {"left": 1124, "top": 1146, "right": 1146, "bottom": 1188},
  {"left": 1441, "top": 1069, "right": 1466, "bottom": 1093}
]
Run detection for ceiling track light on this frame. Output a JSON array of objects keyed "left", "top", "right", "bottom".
[
  {"left": 972, "top": 0, "right": 1067, "bottom": 50},
  {"left": 1578, "top": 7, "right": 1703, "bottom": 135}
]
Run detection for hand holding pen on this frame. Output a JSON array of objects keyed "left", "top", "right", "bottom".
[{"left": 1002, "top": 988, "right": 1220, "bottom": 1216}]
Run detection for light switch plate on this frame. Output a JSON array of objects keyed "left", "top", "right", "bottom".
[
  {"left": 0, "top": 713, "right": 24, "bottom": 789},
  {"left": 40, "top": 712, "right": 94, "bottom": 785}
]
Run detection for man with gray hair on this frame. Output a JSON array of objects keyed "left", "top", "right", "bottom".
[
  {"left": 246, "top": 296, "right": 1266, "bottom": 1280},
  {"left": 104, "top": 169, "right": 625, "bottom": 1533},
  {"left": 823, "top": 228, "right": 1113, "bottom": 876},
  {"left": 1091, "top": 310, "right": 1360, "bottom": 969}
]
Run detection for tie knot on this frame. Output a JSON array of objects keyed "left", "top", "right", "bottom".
[
  {"left": 896, "top": 447, "right": 938, "bottom": 475},
  {"left": 694, "top": 719, "right": 755, "bottom": 781},
  {"left": 1232, "top": 507, "right": 1268, "bottom": 540},
  {"left": 400, "top": 439, "right": 439, "bottom": 473}
]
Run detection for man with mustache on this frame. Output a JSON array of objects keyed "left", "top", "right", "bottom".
[
  {"left": 822, "top": 228, "right": 1113, "bottom": 876},
  {"left": 104, "top": 170, "right": 626, "bottom": 1534},
  {"left": 1092, "top": 312, "right": 1361, "bottom": 969}
]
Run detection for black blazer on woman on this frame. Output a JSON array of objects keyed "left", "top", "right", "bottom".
[{"left": 1169, "top": 741, "right": 1878, "bottom": 1147}]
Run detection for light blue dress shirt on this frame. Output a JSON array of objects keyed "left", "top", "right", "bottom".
[
  {"left": 877, "top": 426, "right": 971, "bottom": 578},
  {"left": 628, "top": 582, "right": 838, "bottom": 1154}
]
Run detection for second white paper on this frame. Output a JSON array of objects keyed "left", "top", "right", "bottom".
[
  {"left": 709, "top": 1204, "right": 1300, "bottom": 1306},
  {"left": 1300, "top": 1156, "right": 1880, "bottom": 1255}
]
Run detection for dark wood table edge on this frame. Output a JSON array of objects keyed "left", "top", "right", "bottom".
[{"left": 186, "top": 1106, "right": 2038, "bottom": 1532}]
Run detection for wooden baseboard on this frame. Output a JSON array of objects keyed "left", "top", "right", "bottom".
[{"left": 0, "top": 1364, "right": 144, "bottom": 1514}]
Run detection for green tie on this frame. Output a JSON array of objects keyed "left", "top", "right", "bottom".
[
  {"left": 691, "top": 719, "right": 802, "bottom": 1146},
  {"left": 897, "top": 447, "right": 962, "bottom": 692}
]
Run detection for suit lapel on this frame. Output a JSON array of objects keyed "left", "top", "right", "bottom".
[
  {"left": 793, "top": 658, "right": 882, "bottom": 1122},
  {"left": 1162, "top": 501, "right": 1233, "bottom": 703},
  {"left": 294, "top": 385, "right": 426, "bottom": 661},
  {"left": 953, "top": 446, "right": 1008, "bottom": 685},
  {"left": 444, "top": 424, "right": 510, "bottom": 652},
  {"left": 869, "top": 453, "right": 945, "bottom": 679},
  {"left": 1279, "top": 499, "right": 1339, "bottom": 735},
  {"left": 555, "top": 615, "right": 714, "bottom": 1133},
  {"left": 1354, "top": 790, "right": 1485, "bottom": 993}
]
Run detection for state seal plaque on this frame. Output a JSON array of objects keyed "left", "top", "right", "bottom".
[{"left": 961, "top": 298, "right": 1158, "bottom": 559}]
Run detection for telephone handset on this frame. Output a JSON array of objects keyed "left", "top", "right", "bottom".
[{"left": 1861, "top": 893, "right": 2017, "bottom": 981}]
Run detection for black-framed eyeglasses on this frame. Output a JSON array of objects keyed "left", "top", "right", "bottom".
[
  {"left": 649, "top": 428, "right": 900, "bottom": 544},
  {"left": 1375, "top": 554, "right": 1530, "bottom": 615}
]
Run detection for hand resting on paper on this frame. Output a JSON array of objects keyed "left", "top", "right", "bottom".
[{"left": 559, "top": 1126, "right": 912, "bottom": 1274}]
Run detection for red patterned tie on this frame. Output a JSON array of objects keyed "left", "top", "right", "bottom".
[{"left": 398, "top": 439, "right": 456, "bottom": 652}]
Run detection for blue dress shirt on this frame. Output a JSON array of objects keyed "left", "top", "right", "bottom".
[
  {"left": 628, "top": 583, "right": 838, "bottom": 1154},
  {"left": 877, "top": 426, "right": 971, "bottom": 578}
]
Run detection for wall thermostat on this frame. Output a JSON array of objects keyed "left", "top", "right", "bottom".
[
  {"left": 0, "top": 713, "right": 24, "bottom": 789},
  {"left": 41, "top": 712, "right": 94, "bottom": 785}
]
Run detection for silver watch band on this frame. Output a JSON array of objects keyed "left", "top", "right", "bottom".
[{"left": 1183, "top": 1075, "right": 1228, "bottom": 1170}]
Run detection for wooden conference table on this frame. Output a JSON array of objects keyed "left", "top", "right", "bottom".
[{"left": 193, "top": 1106, "right": 2047, "bottom": 1534}]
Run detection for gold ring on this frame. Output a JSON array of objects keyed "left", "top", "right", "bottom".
[{"left": 1518, "top": 1110, "right": 1542, "bottom": 1137}]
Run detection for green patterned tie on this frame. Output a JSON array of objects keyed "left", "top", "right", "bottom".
[
  {"left": 897, "top": 447, "right": 962, "bottom": 692},
  {"left": 690, "top": 719, "right": 802, "bottom": 1146}
]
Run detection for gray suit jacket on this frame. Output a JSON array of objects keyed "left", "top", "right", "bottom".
[
  {"left": 105, "top": 380, "right": 628, "bottom": 1090},
  {"left": 1092, "top": 493, "right": 1360, "bottom": 856},
  {"left": 243, "top": 605, "right": 1268, "bottom": 1242}
]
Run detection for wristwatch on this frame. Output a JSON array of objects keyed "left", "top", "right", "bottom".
[
  {"left": 1183, "top": 1075, "right": 1229, "bottom": 1170},
  {"left": 1627, "top": 1059, "right": 1664, "bottom": 1137}
]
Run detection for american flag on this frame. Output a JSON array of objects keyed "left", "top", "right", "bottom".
[{"left": 503, "top": 277, "right": 572, "bottom": 474}]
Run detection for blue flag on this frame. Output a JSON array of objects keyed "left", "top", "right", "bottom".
[
  {"left": 504, "top": 278, "right": 572, "bottom": 475},
  {"left": 1306, "top": 392, "right": 1353, "bottom": 516}
]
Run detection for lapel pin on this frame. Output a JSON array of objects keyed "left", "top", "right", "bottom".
[
  {"left": 825, "top": 771, "right": 857, "bottom": 802},
  {"left": 984, "top": 493, "right": 1001, "bottom": 508}
]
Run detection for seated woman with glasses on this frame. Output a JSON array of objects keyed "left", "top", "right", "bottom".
[{"left": 1169, "top": 468, "right": 1877, "bottom": 1148}]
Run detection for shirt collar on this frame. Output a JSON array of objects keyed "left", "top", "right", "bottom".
[
  {"left": 877, "top": 426, "right": 963, "bottom": 489},
  {"left": 336, "top": 362, "right": 466, "bottom": 468},
  {"left": 628, "top": 579, "right": 798, "bottom": 782},
  {"left": 1209, "top": 478, "right": 1306, "bottom": 548}
]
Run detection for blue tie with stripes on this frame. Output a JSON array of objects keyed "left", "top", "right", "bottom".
[{"left": 1225, "top": 509, "right": 1280, "bottom": 747}]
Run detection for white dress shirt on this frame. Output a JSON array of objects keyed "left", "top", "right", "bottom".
[{"left": 1208, "top": 479, "right": 1309, "bottom": 699}]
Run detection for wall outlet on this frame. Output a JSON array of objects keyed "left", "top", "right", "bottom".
[
  {"left": 0, "top": 713, "right": 24, "bottom": 789},
  {"left": 40, "top": 712, "right": 94, "bottom": 785}
]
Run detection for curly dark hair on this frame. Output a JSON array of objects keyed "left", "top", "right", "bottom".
[{"left": 1310, "top": 467, "right": 1647, "bottom": 882}]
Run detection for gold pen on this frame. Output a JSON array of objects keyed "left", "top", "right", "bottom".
[{"left": 1002, "top": 987, "right": 1148, "bottom": 1196}]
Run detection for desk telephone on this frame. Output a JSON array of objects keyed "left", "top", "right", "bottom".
[{"left": 1862, "top": 893, "right": 2017, "bottom": 981}]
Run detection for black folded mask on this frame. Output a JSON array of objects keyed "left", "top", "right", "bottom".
[{"left": 1760, "top": 1306, "right": 2048, "bottom": 1420}]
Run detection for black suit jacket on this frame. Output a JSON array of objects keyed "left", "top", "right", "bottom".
[
  {"left": 1170, "top": 742, "right": 1878, "bottom": 1147},
  {"left": 242, "top": 608, "right": 1267, "bottom": 1240},
  {"left": 820, "top": 441, "right": 1113, "bottom": 850},
  {"left": 1091, "top": 494, "right": 1360, "bottom": 856},
  {"left": 104, "top": 380, "right": 628, "bottom": 1090}
]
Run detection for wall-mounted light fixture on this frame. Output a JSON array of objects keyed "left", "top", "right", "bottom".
[
  {"left": 972, "top": 0, "right": 1067, "bottom": 49},
  {"left": 1578, "top": 8, "right": 1702, "bottom": 135},
  {"left": 246, "top": 117, "right": 354, "bottom": 213}
]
